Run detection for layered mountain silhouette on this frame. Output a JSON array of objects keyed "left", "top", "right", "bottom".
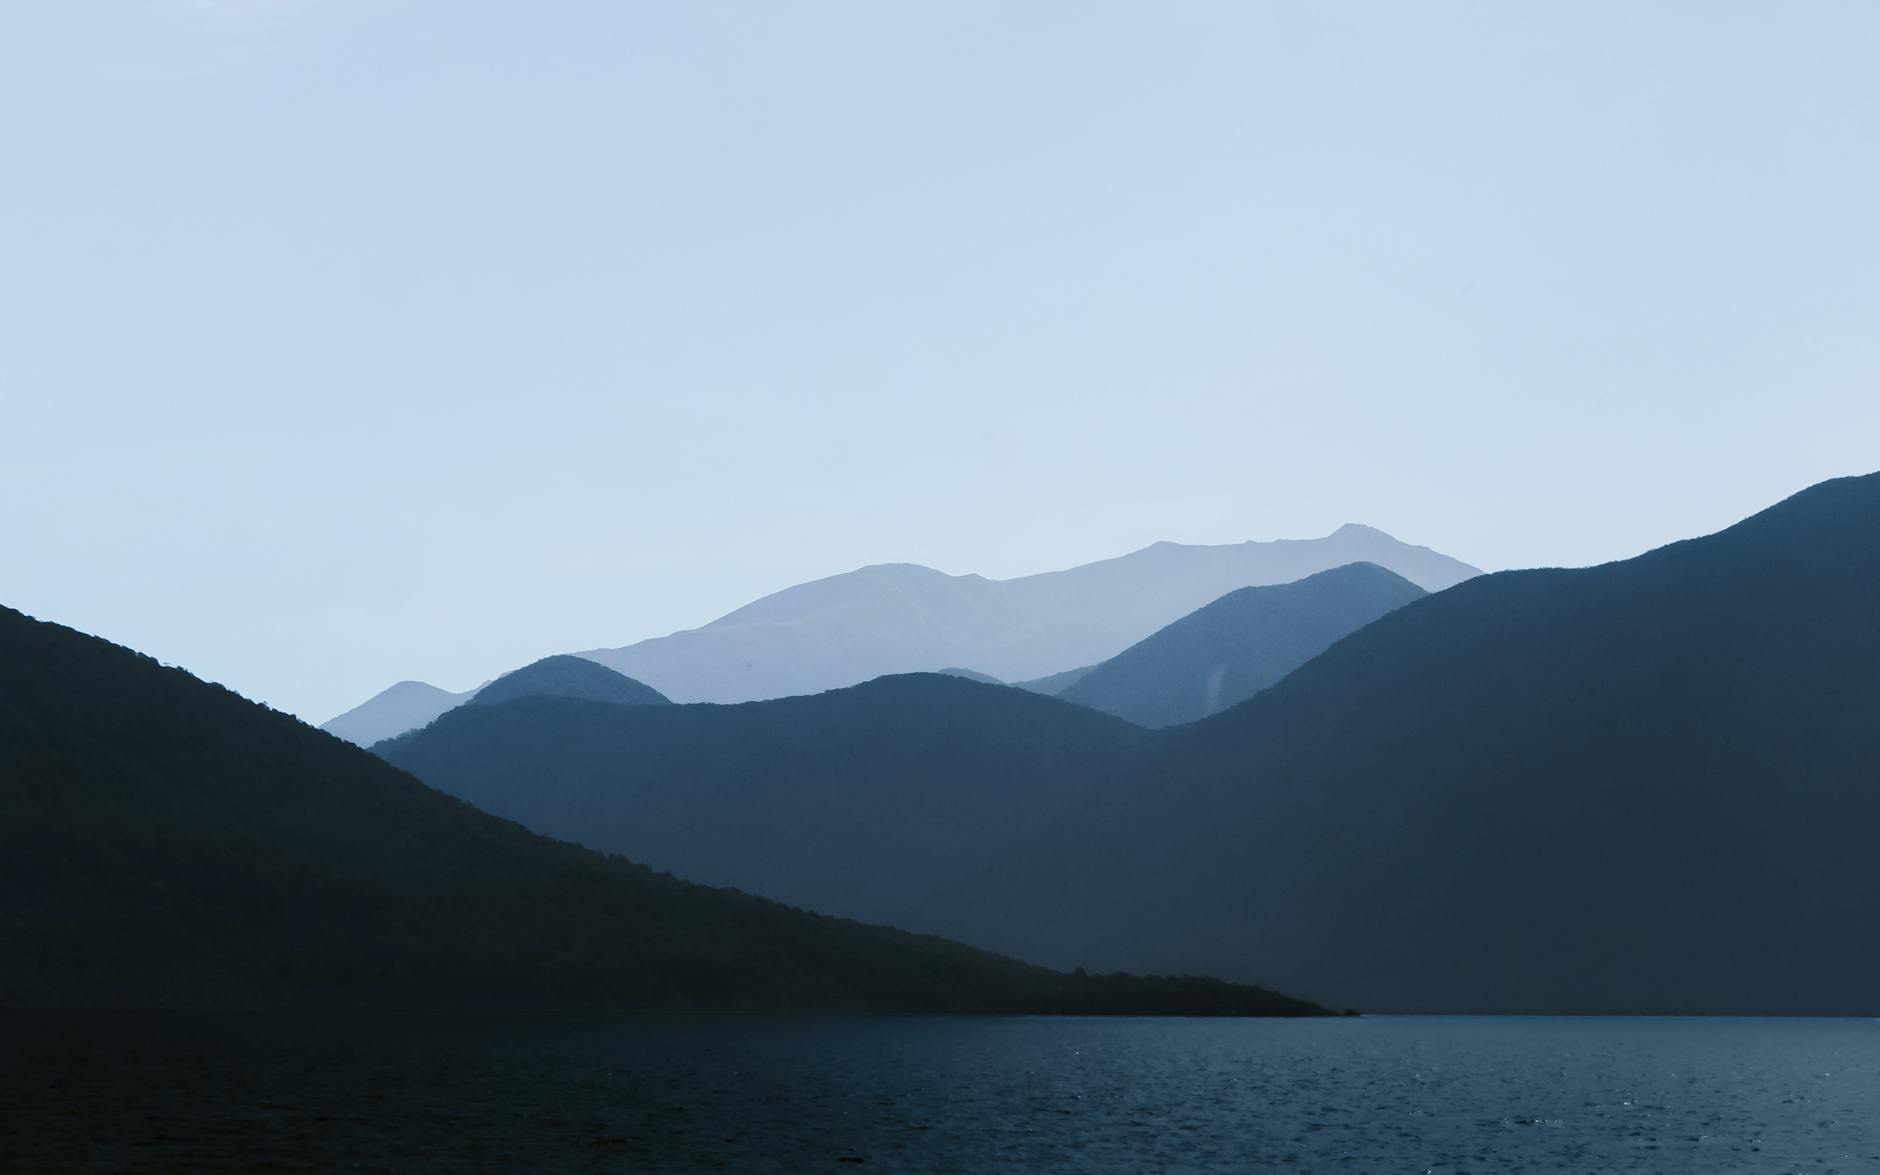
[
  {"left": 0, "top": 605, "right": 1323, "bottom": 1015},
  {"left": 578, "top": 525, "right": 1478, "bottom": 704},
  {"left": 382, "top": 473, "right": 1880, "bottom": 1015},
  {"left": 1056, "top": 562, "right": 1425, "bottom": 727},
  {"left": 913, "top": 472, "right": 1880, "bottom": 1014},
  {"left": 324, "top": 524, "right": 1478, "bottom": 742},
  {"left": 323, "top": 656, "right": 666, "bottom": 746},
  {"left": 381, "top": 675, "right": 1157, "bottom": 928}
]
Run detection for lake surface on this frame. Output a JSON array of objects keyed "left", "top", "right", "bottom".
[{"left": 3, "top": 1013, "right": 1876, "bottom": 1172}]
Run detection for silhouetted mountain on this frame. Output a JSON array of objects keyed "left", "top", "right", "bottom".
[
  {"left": 0, "top": 605, "right": 1323, "bottom": 1016},
  {"left": 323, "top": 657, "right": 666, "bottom": 748},
  {"left": 914, "top": 473, "right": 1880, "bottom": 1015},
  {"left": 1057, "top": 563, "right": 1425, "bottom": 727},
  {"left": 1013, "top": 665, "right": 1095, "bottom": 695},
  {"left": 380, "top": 675, "right": 1158, "bottom": 929},
  {"left": 467, "top": 654, "right": 669, "bottom": 711},
  {"left": 575, "top": 526, "right": 1479, "bottom": 703},
  {"left": 321, "top": 680, "right": 471, "bottom": 746}
]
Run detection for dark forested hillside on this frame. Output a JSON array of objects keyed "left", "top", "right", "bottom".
[
  {"left": 0, "top": 606, "right": 1322, "bottom": 1016},
  {"left": 914, "top": 473, "right": 1880, "bottom": 1015},
  {"left": 1057, "top": 562, "right": 1426, "bottom": 727},
  {"left": 381, "top": 675, "right": 1158, "bottom": 928}
]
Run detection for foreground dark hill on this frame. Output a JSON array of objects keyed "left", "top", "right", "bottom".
[
  {"left": 915, "top": 473, "right": 1880, "bottom": 1014},
  {"left": 1058, "top": 563, "right": 1426, "bottom": 727},
  {"left": 467, "top": 654, "right": 669, "bottom": 710},
  {"left": 0, "top": 605, "right": 1321, "bottom": 1015},
  {"left": 381, "top": 676, "right": 1157, "bottom": 927}
]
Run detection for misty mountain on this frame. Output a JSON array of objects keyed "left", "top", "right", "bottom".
[
  {"left": 467, "top": 654, "right": 670, "bottom": 710},
  {"left": 913, "top": 473, "right": 1880, "bottom": 1015},
  {"left": 934, "top": 667, "right": 1004, "bottom": 685},
  {"left": 0, "top": 604, "right": 1322, "bottom": 1016},
  {"left": 1056, "top": 563, "right": 1426, "bottom": 727},
  {"left": 1013, "top": 665, "right": 1095, "bottom": 695},
  {"left": 321, "top": 680, "right": 472, "bottom": 746},
  {"left": 322, "top": 656, "right": 666, "bottom": 748},
  {"left": 322, "top": 523, "right": 1478, "bottom": 742},
  {"left": 577, "top": 525, "right": 1479, "bottom": 704},
  {"left": 380, "top": 675, "right": 1156, "bottom": 929}
]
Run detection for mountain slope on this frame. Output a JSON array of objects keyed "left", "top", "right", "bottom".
[
  {"left": 1014, "top": 665, "right": 1095, "bottom": 695},
  {"left": 0, "top": 605, "right": 1321, "bottom": 1016},
  {"left": 1057, "top": 563, "right": 1426, "bottom": 727},
  {"left": 577, "top": 525, "right": 1479, "bottom": 703},
  {"left": 467, "top": 654, "right": 669, "bottom": 711},
  {"left": 914, "top": 473, "right": 1880, "bottom": 1015},
  {"left": 380, "top": 675, "right": 1158, "bottom": 928}
]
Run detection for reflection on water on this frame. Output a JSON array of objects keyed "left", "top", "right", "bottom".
[{"left": 4, "top": 1013, "right": 1877, "bottom": 1172}]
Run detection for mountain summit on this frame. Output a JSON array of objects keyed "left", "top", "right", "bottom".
[{"left": 466, "top": 655, "right": 669, "bottom": 712}]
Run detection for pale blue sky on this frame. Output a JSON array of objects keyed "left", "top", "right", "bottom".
[{"left": 4, "top": 1, "right": 1876, "bottom": 721}]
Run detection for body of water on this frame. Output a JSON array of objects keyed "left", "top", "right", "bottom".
[{"left": 3, "top": 1013, "right": 1876, "bottom": 1172}]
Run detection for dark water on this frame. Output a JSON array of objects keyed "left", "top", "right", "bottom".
[{"left": 4, "top": 1014, "right": 1877, "bottom": 1173}]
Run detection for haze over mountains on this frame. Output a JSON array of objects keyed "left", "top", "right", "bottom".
[
  {"left": 18, "top": 473, "right": 1875, "bottom": 1016},
  {"left": 323, "top": 656, "right": 668, "bottom": 747},
  {"left": 581, "top": 524, "right": 1477, "bottom": 703},
  {"left": 0, "top": 604, "right": 1320, "bottom": 1016},
  {"left": 385, "top": 473, "right": 1880, "bottom": 1015},
  {"left": 380, "top": 562, "right": 1432, "bottom": 923},
  {"left": 322, "top": 523, "right": 1479, "bottom": 744},
  {"left": 322, "top": 680, "right": 472, "bottom": 747}
]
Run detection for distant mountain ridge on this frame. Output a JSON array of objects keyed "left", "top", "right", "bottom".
[
  {"left": 323, "top": 657, "right": 665, "bottom": 747},
  {"left": 323, "top": 523, "right": 1479, "bottom": 742},
  {"left": 322, "top": 680, "right": 472, "bottom": 746},
  {"left": 581, "top": 524, "right": 1476, "bottom": 704},
  {"left": 1057, "top": 562, "right": 1426, "bottom": 727}
]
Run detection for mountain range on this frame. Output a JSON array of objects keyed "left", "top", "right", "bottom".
[
  {"left": 323, "top": 523, "right": 1479, "bottom": 743},
  {"left": 384, "top": 473, "right": 1880, "bottom": 1015},
  {"left": 322, "top": 655, "right": 669, "bottom": 747},
  {"left": 378, "top": 560, "right": 1429, "bottom": 924},
  {"left": 0, "top": 604, "right": 1321, "bottom": 1016}
]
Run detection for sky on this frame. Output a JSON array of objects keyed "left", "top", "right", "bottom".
[{"left": 3, "top": 1, "right": 1877, "bottom": 722}]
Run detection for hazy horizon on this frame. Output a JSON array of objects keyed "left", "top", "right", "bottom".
[{"left": 6, "top": 1, "right": 1877, "bottom": 720}]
